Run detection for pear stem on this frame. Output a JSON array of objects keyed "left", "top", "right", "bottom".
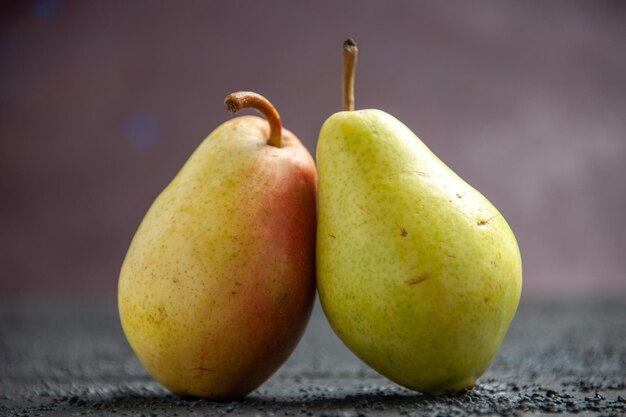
[
  {"left": 224, "top": 91, "right": 282, "bottom": 147},
  {"left": 343, "top": 38, "right": 358, "bottom": 111}
]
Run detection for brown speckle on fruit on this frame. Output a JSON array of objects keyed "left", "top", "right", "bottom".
[
  {"left": 405, "top": 273, "right": 431, "bottom": 286},
  {"left": 477, "top": 214, "right": 498, "bottom": 226}
]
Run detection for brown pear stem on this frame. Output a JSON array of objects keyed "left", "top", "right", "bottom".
[
  {"left": 224, "top": 91, "right": 282, "bottom": 147},
  {"left": 343, "top": 38, "right": 358, "bottom": 111}
]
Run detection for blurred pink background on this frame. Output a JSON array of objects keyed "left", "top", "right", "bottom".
[{"left": 1, "top": 0, "right": 625, "bottom": 299}]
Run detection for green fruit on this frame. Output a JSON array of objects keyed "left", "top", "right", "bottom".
[
  {"left": 118, "top": 92, "right": 317, "bottom": 399},
  {"left": 316, "top": 39, "right": 522, "bottom": 395}
]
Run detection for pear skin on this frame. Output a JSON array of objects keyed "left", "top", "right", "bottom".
[
  {"left": 119, "top": 95, "right": 317, "bottom": 399},
  {"left": 317, "top": 108, "right": 522, "bottom": 395}
]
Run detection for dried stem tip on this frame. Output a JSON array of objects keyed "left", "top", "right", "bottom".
[
  {"left": 224, "top": 91, "right": 282, "bottom": 147},
  {"left": 343, "top": 38, "right": 358, "bottom": 111}
]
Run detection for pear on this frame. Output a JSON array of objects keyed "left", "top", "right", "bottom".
[
  {"left": 118, "top": 92, "right": 317, "bottom": 399},
  {"left": 316, "top": 39, "right": 522, "bottom": 395}
]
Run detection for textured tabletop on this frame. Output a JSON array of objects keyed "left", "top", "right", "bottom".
[{"left": 0, "top": 298, "right": 624, "bottom": 416}]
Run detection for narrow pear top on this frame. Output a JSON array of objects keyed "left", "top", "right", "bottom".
[
  {"left": 343, "top": 38, "right": 358, "bottom": 111},
  {"left": 224, "top": 91, "right": 282, "bottom": 147}
]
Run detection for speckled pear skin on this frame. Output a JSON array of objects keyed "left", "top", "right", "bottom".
[
  {"left": 118, "top": 115, "right": 317, "bottom": 399},
  {"left": 316, "top": 109, "right": 522, "bottom": 395}
]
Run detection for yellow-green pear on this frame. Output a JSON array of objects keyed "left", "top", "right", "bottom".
[
  {"left": 118, "top": 92, "right": 317, "bottom": 399},
  {"left": 316, "top": 39, "right": 522, "bottom": 395}
]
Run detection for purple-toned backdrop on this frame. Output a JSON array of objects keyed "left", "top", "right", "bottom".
[{"left": 1, "top": 0, "right": 625, "bottom": 298}]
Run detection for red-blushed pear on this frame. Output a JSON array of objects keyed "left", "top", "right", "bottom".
[
  {"left": 316, "top": 39, "right": 522, "bottom": 395},
  {"left": 118, "top": 92, "right": 317, "bottom": 399}
]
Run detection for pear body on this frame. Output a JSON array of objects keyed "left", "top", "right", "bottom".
[
  {"left": 316, "top": 109, "right": 522, "bottom": 394},
  {"left": 119, "top": 115, "right": 317, "bottom": 399}
]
